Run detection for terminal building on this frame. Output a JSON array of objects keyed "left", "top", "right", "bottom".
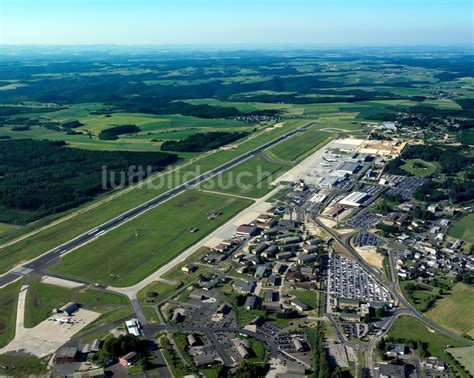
[{"left": 339, "top": 191, "right": 371, "bottom": 207}]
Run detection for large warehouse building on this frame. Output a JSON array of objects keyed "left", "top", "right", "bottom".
[{"left": 339, "top": 191, "right": 371, "bottom": 207}]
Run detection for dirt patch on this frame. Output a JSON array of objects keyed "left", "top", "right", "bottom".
[{"left": 354, "top": 246, "right": 383, "bottom": 269}]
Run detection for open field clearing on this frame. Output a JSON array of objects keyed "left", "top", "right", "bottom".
[
  {"left": 0, "top": 279, "right": 23, "bottom": 348},
  {"left": 448, "top": 213, "right": 474, "bottom": 244},
  {"left": 401, "top": 159, "right": 438, "bottom": 176},
  {"left": 426, "top": 283, "right": 474, "bottom": 338},
  {"left": 388, "top": 316, "right": 469, "bottom": 375},
  {"left": 24, "top": 278, "right": 132, "bottom": 328},
  {"left": 0, "top": 119, "right": 307, "bottom": 275},
  {"left": 50, "top": 190, "right": 252, "bottom": 286}
]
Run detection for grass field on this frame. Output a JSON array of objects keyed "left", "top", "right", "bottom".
[
  {"left": 1, "top": 104, "right": 254, "bottom": 152},
  {"left": 448, "top": 346, "right": 474, "bottom": 376},
  {"left": 426, "top": 283, "right": 474, "bottom": 338},
  {"left": 0, "top": 279, "right": 23, "bottom": 348},
  {"left": 202, "top": 155, "right": 286, "bottom": 198},
  {"left": 0, "top": 119, "right": 308, "bottom": 276},
  {"left": 387, "top": 316, "right": 469, "bottom": 376},
  {"left": 400, "top": 280, "right": 441, "bottom": 313},
  {"left": 50, "top": 190, "right": 252, "bottom": 286},
  {"left": 0, "top": 223, "right": 12, "bottom": 235},
  {"left": 401, "top": 159, "right": 437, "bottom": 177},
  {"left": 289, "top": 289, "right": 319, "bottom": 310},
  {"left": 24, "top": 278, "right": 132, "bottom": 328},
  {"left": 448, "top": 213, "right": 474, "bottom": 244},
  {"left": 267, "top": 128, "right": 334, "bottom": 162},
  {"left": 0, "top": 355, "right": 48, "bottom": 376}
]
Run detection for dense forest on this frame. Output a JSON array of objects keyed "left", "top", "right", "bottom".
[
  {"left": 0, "top": 139, "right": 178, "bottom": 224},
  {"left": 161, "top": 131, "right": 248, "bottom": 152},
  {"left": 98, "top": 124, "right": 141, "bottom": 140}
]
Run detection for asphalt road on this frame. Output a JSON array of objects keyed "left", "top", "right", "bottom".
[{"left": 0, "top": 122, "right": 314, "bottom": 288}]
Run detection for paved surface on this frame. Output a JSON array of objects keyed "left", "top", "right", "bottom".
[
  {"left": 0, "top": 307, "right": 101, "bottom": 357},
  {"left": 0, "top": 122, "right": 315, "bottom": 289}
]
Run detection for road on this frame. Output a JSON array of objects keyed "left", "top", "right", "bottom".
[
  {"left": 315, "top": 213, "right": 473, "bottom": 376},
  {"left": 0, "top": 122, "right": 315, "bottom": 289},
  {"left": 315, "top": 214, "right": 472, "bottom": 345}
]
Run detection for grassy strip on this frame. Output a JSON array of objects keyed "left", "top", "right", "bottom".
[
  {"left": 382, "top": 256, "right": 393, "bottom": 282},
  {"left": 51, "top": 191, "right": 252, "bottom": 286},
  {"left": 0, "top": 279, "right": 23, "bottom": 348},
  {"left": 202, "top": 155, "right": 285, "bottom": 198},
  {"left": 158, "top": 334, "right": 194, "bottom": 377},
  {"left": 268, "top": 128, "right": 334, "bottom": 162}
]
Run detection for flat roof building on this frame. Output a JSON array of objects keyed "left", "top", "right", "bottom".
[
  {"left": 54, "top": 346, "right": 78, "bottom": 364},
  {"left": 339, "top": 191, "right": 371, "bottom": 207}
]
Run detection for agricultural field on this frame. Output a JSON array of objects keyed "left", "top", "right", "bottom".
[
  {"left": 24, "top": 278, "right": 133, "bottom": 328},
  {"left": 50, "top": 190, "right": 252, "bottom": 286},
  {"left": 426, "top": 283, "right": 474, "bottom": 338}
]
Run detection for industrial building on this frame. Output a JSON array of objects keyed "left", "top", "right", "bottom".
[{"left": 339, "top": 191, "right": 371, "bottom": 207}]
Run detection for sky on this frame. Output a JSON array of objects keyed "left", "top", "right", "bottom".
[{"left": 0, "top": 0, "right": 473, "bottom": 46}]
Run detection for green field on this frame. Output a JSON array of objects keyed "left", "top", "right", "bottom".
[
  {"left": 0, "top": 223, "right": 12, "bottom": 235},
  {"left": 426, "top": 283, "right": 474, "bottom": 338},
  {"left": 448, "top": 213, "right": 474, "bottom": 244},
  {"left": 267, "top": 128, "right": 334, "bottom": 162},
  {"left": 202, "top": 155, "right": 286, "bottom": 198},
  {"left": 400, "top": 281, "right": 441, "bottom": 313},
  {"left": 387, "top": 316, "right": 469, "bottom": 376},
  {"left": 1, "top": 105, "right": 255, "bottom": 152},
  {"left": 448, "top": 346, "right": 474, "bottom": 376},
  {"left": 0, "top": 119, "right": 308, "bottom": 276},
  {"left": 401, "top": 159, "right": 437, "bottom": 177},
  {"left": 0, "top": 355, "right": 48, "bottom": 376},
  {"left": 50, "top": 190, "right": 252, "bottom": 286},
  {"left": 24, "top": 278, "right": 132, "bottom": 328},
  {"left": 0, "top": 279, "right": 23, "bottom": 348},
  {"left": 289, "top": 289, "right": 319, "bottom": 310},
  {"left": 138, "top": 280, "right": 181, "bottom": 306}
]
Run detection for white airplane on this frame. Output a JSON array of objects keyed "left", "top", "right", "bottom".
[{"left": 48, "top": 317, "right": 76, "bottom": 325}]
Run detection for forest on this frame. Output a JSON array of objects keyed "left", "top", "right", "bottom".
[
  {"left": 0, "top": 139, "right": 178, "bottom": 224},
  {"left": 161, "top": 131, "right": 248, "bottom": 152}
]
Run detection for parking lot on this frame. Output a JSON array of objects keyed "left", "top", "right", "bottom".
[
  {"left": 352, "top": 232, "right": 379, "bottom": 247},
  {"left": 347, "top": 210, "right": 381, "bottom": 229},
  {"left": 328, "top": 253, "right": 391, "bottom": 303},
  {"left": 384, "top": 176, "right": 426, "bottom": 200}
]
